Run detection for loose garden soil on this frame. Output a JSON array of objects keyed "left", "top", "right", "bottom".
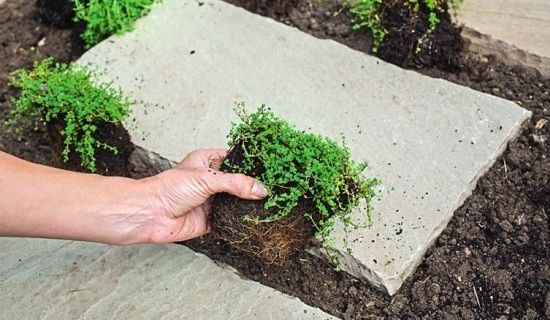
[{"left": 1, "top": 1, "right": 549, "bottom": 319}]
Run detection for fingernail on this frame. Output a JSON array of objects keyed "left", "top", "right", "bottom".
[{"left": 252, "top": 182, "right": 267, "bottom": 198}]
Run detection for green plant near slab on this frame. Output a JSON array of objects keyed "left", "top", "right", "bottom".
[
  {"left": 347, "top": 0, "right": 386, "bottom": 53},
  {"left": 220, "top": 102, "right": 381, "bottom": 266},
  {"left": 73, "top": 0, "right": 163, "bottom": 49},
  {"left": 349, "top": 0, "right": 462, "bottom": 53},
  {"left": 6, "top": 57, "right": 136, "bottom": 173}
]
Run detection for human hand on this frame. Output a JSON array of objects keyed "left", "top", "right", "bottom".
[{"left": 143, "top": 149, "right": 267, "bottom": 243}]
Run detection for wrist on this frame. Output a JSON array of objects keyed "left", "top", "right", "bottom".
[
  {"left": 97, "top": 176, "right": 160, "bottom": 245},
  {"left": 0, "top": 152, "right": 161, "bottom": 245}
]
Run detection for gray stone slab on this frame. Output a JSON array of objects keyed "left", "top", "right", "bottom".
[
  {"left": 456, "top": 0, "right": 550, "bottom": 60},
  {"left": 77, "top": 0, "right": 530, "bottom": 295},
  {"left": 0, "top": 238, "right": 335, "bottom": 319},
  {"left": 456, "top": 0, "right": 550, "bottom": 78}
]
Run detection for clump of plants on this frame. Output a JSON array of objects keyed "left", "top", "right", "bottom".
[
  {"left": 6, "top": 57, "right": 136, "bottom": 174},
  {"left": 348, "top": 0, "right": 463, "bottom": 69},
  {"left": 208, "top": 103, "right": 381, "bottom": 267},
  {"left": 348, "top": 0, "right": 386, "bottom": 53},
  {"left": 73, "top": 0, "right": 163, "bottom": 49}
]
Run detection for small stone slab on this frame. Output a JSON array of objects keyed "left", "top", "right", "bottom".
[
  {"left": 77, "top": 0, "right": 531, "bottom": 294},
  {"left": 457, "top": 0, "right": 550, "bottom": 60},
  {"left": 456, "top": 0, "right": 550, "bottom": 78},
  {"left": 0, "top": 238, "right": 335, "bottom": 319}
]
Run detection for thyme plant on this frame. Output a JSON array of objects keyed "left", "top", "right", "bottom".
[
  {"left": 223, "top": 102, "right": 381, "bottom": 265},
  {"left": 349, "top": 0, "right": 462, "bottom": 53},
  {"left": 73, "top": 0, "right": 163, "bottom": 48},
  {"left": 348, "top": 0, "right": 386, "bottom": 53},
  {"left": 6, "top": 57, "right": 136, "bottom": 173}
]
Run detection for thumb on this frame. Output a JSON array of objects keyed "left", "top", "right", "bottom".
[{"left": 206, "top": 171, "right": 268, "bottom": 200}]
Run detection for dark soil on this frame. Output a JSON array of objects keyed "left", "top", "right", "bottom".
[
  {"left": 46, "top": 118, "right": 134, "bottom": 176},
  {"left": 374, "top": 1, "right": 463, "bottom": 70},
  {"left": 1, "top": 1, "right": 549, "bottom": 319},
  {"left": 209, "top": 191, "right": 318, "bottom": 264},
  {"left": 209, "top": 143, "right": 321, "bottom": 265}
]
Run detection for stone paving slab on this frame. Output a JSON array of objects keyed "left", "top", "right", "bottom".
[
  {"left": 0, "top": 238, "right": 335, "bottom": 319},
  {"left": 76, "top": 0, "right": 530, "bottom": 295},
  {"left": 456, "top": 0, "right": 550, "bottom": 59},
  {"left": 456, "top": 0, "right": 550, "bottom": 77}
]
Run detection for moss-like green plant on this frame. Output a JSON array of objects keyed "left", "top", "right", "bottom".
[
  {"left": 223, "top": 102, "right": 381, "bottom": 266},
  {"left": 6, "top": 57, "right": 136, "bottom": 173},
  {"left": 73, "top": 0, "right": 163, "bottom": 49},
  {"left": 348, "top": 0, "right": 386, "bottom": 53},
  {"left": 349, "top": 0, "right": 461, "bottom": 53}
]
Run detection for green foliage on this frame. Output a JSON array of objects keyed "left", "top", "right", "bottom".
[
  {"left": 349, "top": 0, "right": 461, "bottom": 53},
  {"left": 225, "top": 102, "right": 381, "bottom": 266},
  {"left": 349, "top": 0, "right": 386, "bottom": 53},
  {"left": 6, "top": 57, "right": 136, "bottom": 173},
  {"left": 73, "top": 0, "right": 163, "bottom": 49},
  {"left": 407, "top": 0, "right": 442, "bottom": 30}
]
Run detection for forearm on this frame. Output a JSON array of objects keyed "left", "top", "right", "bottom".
[{"left": 0, "top": 151, "right": 157, "bottom": 245}]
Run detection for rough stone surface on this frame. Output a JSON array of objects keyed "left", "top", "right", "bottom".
[
  {"left": 456, "top": 0, "right": 550, "bottom": 77},
  {"left": 77, "top": 0, "right": 531, "bottom": 295},
  {"left": 456, "top": 0, "right": 550, "bottom": 59},
  {"left": 0, "top": 238, "right": 336, "bottom": 319},
  {"left": 129, "top": 146, "right": 176, "bottom": 178}
]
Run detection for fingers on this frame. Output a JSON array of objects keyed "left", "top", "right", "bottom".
[
  {"left": 206, "top": 150, "right": 227, "bottom": 170},
  {"left": 177, "top": 149, "right": 228, "bottom": 170},
  {"left": 201, "top": 169, "right": 267, "bottom": 200},
  {"left": 228, "top": 174, "right": 268, "bottom": 200}
]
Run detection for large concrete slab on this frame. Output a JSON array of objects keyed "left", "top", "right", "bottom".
[
  {"left": 0, "top": 238, "right": 335, "bottom": 319},
  {"left": 76, "top": 0, "right": 530, "bottom": 295},
  {"left": 456, "top": 0, "right": 550, "bottom": 77}
]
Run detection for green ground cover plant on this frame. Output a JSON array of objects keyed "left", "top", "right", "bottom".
[
  {"left": 349, "top": 0, "right": 462, "bottom": 53},
  {"left": 73, "top": 0, "right": 163, "bottom": 48},
  {"left": 6, "top": 57, "right": 136, "bottom": 173},
  {"left": 209, "top": 103, "right": 381, "bottom": 267}
]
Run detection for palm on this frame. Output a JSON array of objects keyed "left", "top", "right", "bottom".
[{"left": 147, "top": 150, "right": 225, "bottom": 243}]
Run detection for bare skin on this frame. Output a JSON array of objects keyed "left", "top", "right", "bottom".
[{"left": 0, "top": 149, "right": 267, "bottom": 245}]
